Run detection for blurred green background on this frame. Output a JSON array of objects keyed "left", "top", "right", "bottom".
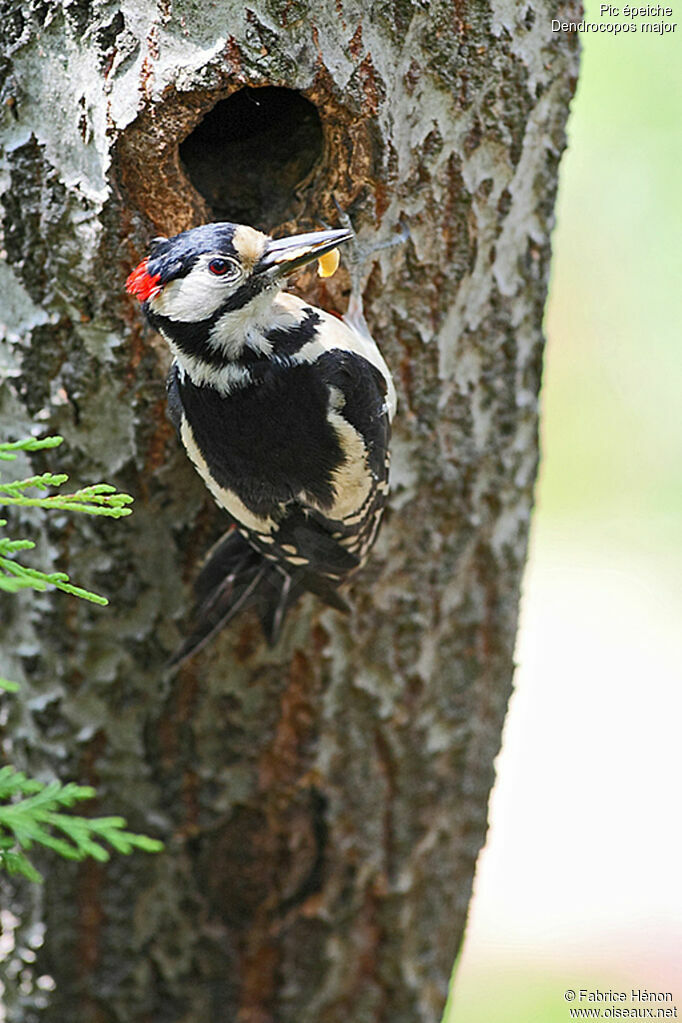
[
  {"left": 446, "top": 6, "right": 681, "bottom": 1021},
  {"left": 540, "top": 7, "right": 681, "bottom": 554}
]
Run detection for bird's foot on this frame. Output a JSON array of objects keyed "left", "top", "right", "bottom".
[{"left": 331, "top": 200, "right": 409, "bottom": 340}]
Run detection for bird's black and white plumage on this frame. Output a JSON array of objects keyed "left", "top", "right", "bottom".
[{"left": 126, "top": 220, "right": 395, "bottom": 660}]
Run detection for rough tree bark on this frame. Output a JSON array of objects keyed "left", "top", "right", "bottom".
[{"left": 0, "top": 1, "right": 578, "bottom": 1021}]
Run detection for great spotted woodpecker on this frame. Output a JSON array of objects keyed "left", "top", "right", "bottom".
[{"left": 126, "top": 220, "right": 396, "bottom": 661}]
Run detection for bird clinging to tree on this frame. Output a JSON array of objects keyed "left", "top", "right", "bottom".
[{"left": 126, "top": 217, "right": 396, "bottom": 662}]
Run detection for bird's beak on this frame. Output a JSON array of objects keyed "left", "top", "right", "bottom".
[{"left": 257, "top": 227, "right": 353, "bottom": 281}]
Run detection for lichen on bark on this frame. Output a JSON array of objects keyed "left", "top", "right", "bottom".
[{"left": 0, "top": 1, "right": 579, "bottom": 1020}]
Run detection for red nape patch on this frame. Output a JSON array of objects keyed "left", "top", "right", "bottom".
[{"left": 126, "top": 258, "right": 162, "bottom": 302}]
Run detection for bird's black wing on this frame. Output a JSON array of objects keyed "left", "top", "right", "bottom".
[{"left": 314, "top": 348, "right": 391, "bottom": 483}]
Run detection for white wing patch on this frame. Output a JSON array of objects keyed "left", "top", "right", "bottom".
[
  {"left": 325, "top": 411, "right": 373, "bottom": 520},
  {"left": 299, "top": 384, "right": 375, "bottom": 523}
]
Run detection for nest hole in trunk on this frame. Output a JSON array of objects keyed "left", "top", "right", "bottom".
[{"left": 179, "top": 86, "right": 324, "bottom": 229}]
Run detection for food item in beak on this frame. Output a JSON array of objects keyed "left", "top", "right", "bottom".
[{"left": 317, "top": 248, "right": 340, "bottom": 278}]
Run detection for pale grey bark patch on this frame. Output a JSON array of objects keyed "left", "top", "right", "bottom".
[{"left": 0, "top": 1, "right": 579, "bottom": 1020}]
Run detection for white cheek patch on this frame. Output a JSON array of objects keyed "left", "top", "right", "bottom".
[{"left": 150, "top": 256, "right": 240, "bottom": 323}]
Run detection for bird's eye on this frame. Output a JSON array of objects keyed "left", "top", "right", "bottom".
[{"left": 208, "top": 257, "right": 238, "bottom": 278}]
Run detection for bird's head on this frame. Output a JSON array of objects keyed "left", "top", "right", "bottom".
[{"left": 126, "top": 221, "right": 351, "bottom": 324}]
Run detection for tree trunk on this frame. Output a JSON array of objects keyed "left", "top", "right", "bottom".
[{"left": 0, "top": 2, "right": 578, "bottom": 1021}]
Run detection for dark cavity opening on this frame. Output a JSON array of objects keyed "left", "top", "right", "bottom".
[{"left": 180, "top": 87, "right": 324, "bottom": 229}]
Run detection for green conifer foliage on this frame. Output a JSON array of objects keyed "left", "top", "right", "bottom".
[{"left": 0, "top": 436, "right": 162, "bottom": 882}]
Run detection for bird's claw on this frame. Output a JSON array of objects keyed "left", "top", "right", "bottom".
[{"left": 328, "top": 200, "right": 408, "bottom": 340}]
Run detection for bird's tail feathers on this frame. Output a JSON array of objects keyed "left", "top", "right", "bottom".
[{"left": 167, "top": 529, "right": 349, "bottom": 668}]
